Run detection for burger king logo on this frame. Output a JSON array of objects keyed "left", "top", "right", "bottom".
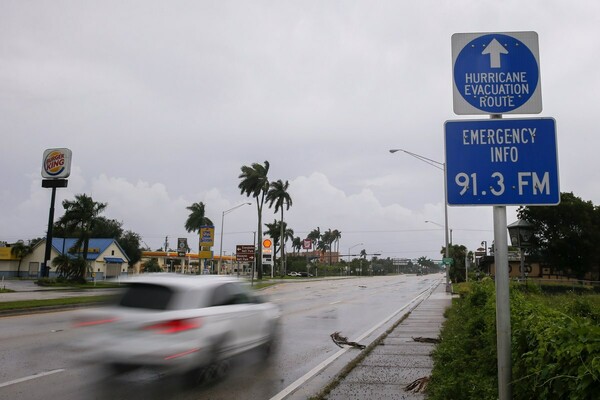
[
  {"left": 44, "top": 151, "right": 65, "bottom": 176},
  {"left": 42, "top": 148, "right": 72, "bottom": 179}
]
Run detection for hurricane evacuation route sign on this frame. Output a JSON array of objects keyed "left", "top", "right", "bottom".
[
  {"left": 445, "top": 118, "right": 559, "bottom": 206},
  {"left": 452, "top": 31, "right": 541, "bottom": 115}
]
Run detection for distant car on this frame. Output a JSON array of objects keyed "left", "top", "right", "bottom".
[
  {"left": 70, "top": 274, "right": 280, "bottom": 384},
  {"left": 298, "top": 272, "right": 313, "bottom": 277},
  {"left": 287, "top": 271, "right": 300, "bottom": 276}
]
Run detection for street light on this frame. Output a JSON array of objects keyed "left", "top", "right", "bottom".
[
  {"left": 219, "top": 202, "right": 251, "bottom": 275},
  {"left": 425, "top": 220, "right": 452, "bottom": 245},
  {"left": 390, "top": 148, "right": 451, "bottom": 292},
  {"left": 508, "top": 219, "right": 534, "bottom": 280},
  {"left": 348, "top": 242, "right": 363, "bottom": 262}
]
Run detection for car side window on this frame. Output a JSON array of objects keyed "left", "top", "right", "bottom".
[
  {"left": 209, "top": 284, "right": 232, "bottom": 307},
  {"left": 228, "top": 283, "right": 251, "bottom": 304},
  {"left": 209, "top": 283, "right": 252, "bottom": 307}
]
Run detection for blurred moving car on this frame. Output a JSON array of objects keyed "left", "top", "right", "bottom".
[
  {"left": 287, "top": 271, "right": 300, "bottom": 277},
  {"left": 71, "top": 274, "right": 280, "bottom": 384}
]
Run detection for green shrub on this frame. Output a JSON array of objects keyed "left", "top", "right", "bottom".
[
  {"left": 35, "top": 276, "right": 86, "bottom": 286},
  {"left": 512, "top": 295, "right": 600, "bottom": 399},
  {"left": 428, "top": 281, "right": 600, "bottom": 400},
  {"left": 428, "top": 280, "right": 498, "bottom": 400},
  {"left": 537, "top": 283, "right": 594, "bottom": 295}
]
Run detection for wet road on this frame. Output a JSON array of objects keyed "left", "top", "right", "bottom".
[{"left": 0, "top": 274, "right": 441, "bottom": 399}]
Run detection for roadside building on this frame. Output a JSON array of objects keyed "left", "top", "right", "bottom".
[
  {"left": 0, "top": 246, "right": 23, "bottom": 278},
  {"left": 301, "top": 250, "right": 340, "bottom": 264},
  {"left": 478, "top": 254, "right": 598, "bottom": 282},
  {"left": 137, "top": 251, "right": 242, "bottom": 275},
  {"left": 8, "top": 238, "right": 130, "bottom": 279}
]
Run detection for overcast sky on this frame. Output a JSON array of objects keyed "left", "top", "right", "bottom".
[{"left": 2, "top": 1, "right": 599, "bottom": 261}]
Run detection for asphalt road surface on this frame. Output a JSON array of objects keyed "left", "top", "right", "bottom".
[{"left": 0, "top": 274, "right": 441, "bottom": 399}]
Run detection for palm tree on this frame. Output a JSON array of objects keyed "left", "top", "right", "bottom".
[
  {"left": 316, "top": 238, "right": 329, "bottom": 261},
  {"left": 264, "top": 220, "right": 280, "bottom": 272},
  {"left": 52, "top": 254, "right": 73, "bottom": 279},
  {"left": 292, "top": 237, "right": 302, "bottom": 256},
  {"left": 359, "top": 249, "right": 367, "bottom": 275},
  {"left": 10, "top": 241, "right": 32, "bottom": 278},
  {"left": 307, "top": 227, "right": 321, "bottom": 253},
  {"left": 322, "top": 229, "right": 336, "bottom": 265},
  {"left": 185, "top": 202, "right": 214, "bottom": 271},
  {"left": 264, "top": 220, "right": 294, "bottom": 276},
  {"left": 266, "top": 179, "right": 292, "bottom": 276},
  {"left": 331, "top": 229, "right": 342, "bottom": 254},
  {"left": 57, "top": 194, "right": 107, "bottom": 277},
  {"left": 238, "top": 161, "right": 270, "bottom": 279}
]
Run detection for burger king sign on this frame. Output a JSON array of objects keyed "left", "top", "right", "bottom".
[{"left": 42, "top": 148, "right": 72, "bottom": 179}]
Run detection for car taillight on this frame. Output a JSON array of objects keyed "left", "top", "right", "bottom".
[
  {"left": 143, "top": 318, "right": 203, "bottom": 334},
  {"left": 74, "top": 317, "right": 118, "bottom": 328}
]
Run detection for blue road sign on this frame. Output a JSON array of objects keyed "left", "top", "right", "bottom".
[
  {"left": 445, "top": 118, "right": 559, "bottom": 206},
  {"left": 452, "top": 32, "right": 541, "bottom": 115}
]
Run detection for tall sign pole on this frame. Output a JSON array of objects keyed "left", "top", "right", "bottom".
[
  {"left": 449, "top": 31, "right": 558, "bottom": 400},
  {"left": 492, "top": 113, "right": 511, "bottom": 400},
  {"left": 41, "top": 148, "right": 72, "bottom": 278}
]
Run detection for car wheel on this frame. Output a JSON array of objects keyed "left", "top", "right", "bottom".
[
  {"left": 260, "top": 322, "right": 280, "bottom": 360},
  {"left": 203, "top": 358, "right": 230, "bottom": 382},
  {"left": 183, "top": 338, "right": 231, "bottom": 387},
  {"left": 106, "top": 363, "right": 138, "bottom": 375}
]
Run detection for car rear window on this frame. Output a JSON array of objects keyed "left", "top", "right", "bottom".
[{"left": 118, "top": 283, "right": 175, "bottom": 310}]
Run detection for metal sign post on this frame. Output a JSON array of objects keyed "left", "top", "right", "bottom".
[
  {"left": 493, "top": 204, "right": 511, "bottom": 400},
  {"left": 41, "top": 179, "right": 68, "bottom": 278},
  {"left": 448, "top": 31, "right": 557, "bottom": 400},
  {"left": 41, "top": 148, "right": 71, "bottom": 278}
]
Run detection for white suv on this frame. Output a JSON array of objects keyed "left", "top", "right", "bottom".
[{"left": 71, "top": 274, "right": 280, "bottom": 384}]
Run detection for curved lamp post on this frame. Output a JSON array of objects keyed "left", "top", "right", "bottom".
[
  {"left": 390, "top": 148, "right": 451, "bottom": 292},
  {"left": 219, "top": 202, "right": 251, "bottom": 274},
  {"left": 425, "top": 220, "right": 453, "bottom": 245},
  {"left": 348, "top": 242, "right": 363, "bottom": 262}
]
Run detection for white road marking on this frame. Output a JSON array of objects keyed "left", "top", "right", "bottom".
[
  {"left": 269, "top": 279, "right": 441, "bottom": 400},
  {"left": 0, "top": 369, "right": 65, "bottom": 388},
  {"left": 329, "top": 301, "right": 341, "bottom": 305}
]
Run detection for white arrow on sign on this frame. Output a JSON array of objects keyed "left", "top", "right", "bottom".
[{"left": 482, "top": 38, "right": 508, "bottom": 68}]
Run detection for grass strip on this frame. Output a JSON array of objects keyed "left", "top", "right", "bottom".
[
  {"left": 0, "top": 295, "right": 112, "bottom": 311},
  {"left": 252, "top": 281, "right": 279, "bottom": 290}
]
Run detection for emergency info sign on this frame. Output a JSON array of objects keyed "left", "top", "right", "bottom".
[
  {"left": 445, "top": 118, "right": 559, "bottom": 206},
  {"left": 452, "top": 32, "right": 542, "bottom": 115}
]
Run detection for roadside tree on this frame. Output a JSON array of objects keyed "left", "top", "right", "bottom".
[
  {"left": 184, "top": 202, "right": 214, "bottom": 271},
  {"left": 518, "top": 192, "right": 600, "bottom": 280},
  {"left": 118, "top": 230, "right": 143, "bottom": 267},
  {"left": 292, "top": 236, "right": 302, "bottom": 255},
  {"left": 307, "top": 228, "right": 321, "bottom": 251},
  {"left": 264, "top": 220, "right": 294, "bottom": 276},
  {"left": 142, "top": 258, "right": 162, "bottom": 273},
  {"left": 238, "top": 161, "right": 270, "bottom": 279},
  {"left": 266, "top": 179, "right": 292, "bottom": 276},
  {"left": 10, "top": 241, "right": 33, "bottom": 278},
  {"left": 441, "top": 243, "right": 468, "bottom": 283},
  {"left": 56, "top": 194, "right": 107, "bottom": 278}
]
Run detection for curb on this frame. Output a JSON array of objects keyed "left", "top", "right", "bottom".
[{"left": 0, "top": 302, "right": 107, "bottom": 317}]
